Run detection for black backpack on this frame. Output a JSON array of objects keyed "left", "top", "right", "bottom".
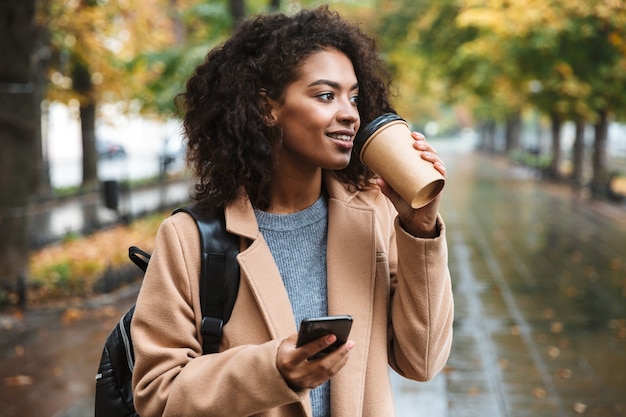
[{"left": 94, "top": 206, "right": 240, "bottom": 417}]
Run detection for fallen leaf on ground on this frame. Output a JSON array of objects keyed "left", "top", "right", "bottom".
[
  {"left": 547, "top": 346, "right": 560, "bottom": 358},
  {"left": 610, "top": 258, "right": 621, "bottom": 270},
  {"left": 61, "top": 307, "right": 85, "bottom": 324},
  {"left": 550, "top": 322, "right": 563, "bottom": 333},
  {"left": 1, "top": 318, "right": 14, "bottom": 330},
  {"left": 15, "top": 345, "right": 24, "bottom": 357},
  {"left": 4, "top": 375, "right": 33, "bottom": 387},
  {"left": 533, "top": 387, "right": 547, "bottom": 398}
]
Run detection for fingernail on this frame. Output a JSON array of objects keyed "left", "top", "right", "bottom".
[{"left": 346, "top": 340, "right": 355, "bottom": 351}]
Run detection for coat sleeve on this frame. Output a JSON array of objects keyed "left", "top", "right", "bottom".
[
  {"left": 131, "top": 216, "right": 306, "bottom": 417},
  {"left": 387, "top": 209, "right": 454, "bottom": 382}
]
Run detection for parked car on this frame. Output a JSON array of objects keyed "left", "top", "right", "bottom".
[{"left": 97, "top": 139, "right": 126, "bottom": 159}]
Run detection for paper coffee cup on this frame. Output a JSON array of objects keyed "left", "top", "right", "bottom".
[{"left": 354, "top": 113, "right": 445, "bottom": 209}]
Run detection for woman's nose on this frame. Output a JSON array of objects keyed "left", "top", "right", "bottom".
[{"left": 337, "top": 98, "right": 359, "bottom": 123}]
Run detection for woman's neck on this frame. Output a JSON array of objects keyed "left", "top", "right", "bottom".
[{"left": 266, "top": 168, "right": 323, "bottom": 214}]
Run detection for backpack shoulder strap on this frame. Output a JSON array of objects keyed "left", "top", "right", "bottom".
[
  {"left": 173, "top": 206, "right": 240, "bottom": 354},
  {"left": 128, "top": 246, "right": 151, "bottom": 272}
]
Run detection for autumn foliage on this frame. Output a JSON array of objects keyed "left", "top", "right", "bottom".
[{"left": 26, "top": 212, "right": 164, "bottom": 306}]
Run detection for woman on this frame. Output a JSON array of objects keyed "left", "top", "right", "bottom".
[{"left": 132, "top": 6, "right": 453, "bottom": 417}]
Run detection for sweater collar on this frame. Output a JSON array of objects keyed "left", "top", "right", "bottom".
[{"left": 225, "top": 171, "right": 361, "bottom": 240}]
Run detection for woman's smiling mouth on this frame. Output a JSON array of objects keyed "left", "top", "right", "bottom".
[{"left": 327, "top": 133, "right": 353, "bottom": 142}]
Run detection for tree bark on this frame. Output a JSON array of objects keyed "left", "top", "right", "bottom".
[
  {"left": 591, "top": 109, "right": 610, "bottom": 198},
  {"left": 35, "top": 28, "right": 52, "bottom": 198},
  {"left": 571, "top": 117, "right": 585, "bottom": 186},
  {"left": 505, "top": 112, "right": 521, "bottom": 154},
  {"left": 481, "top": 120, "right": 496, "bottom": 153},
  {"left": 269, "top": 0, "right": 280, "bottom": 11},
  {"left": 230, "top": 0, "right": 245, "bottom": 29},
  {"left": 169, "top": 0, "right": 186, "bottom": 45},
  {"left": 0, "top": 0, "right": 39, "bottom": 302},
  {"left": 80, "top": 102, "right": 98, "bottom": 190},
  {"left": 549, "top": 112, "right": 562, "bottom": 179},
  {"left": 71, "top": 60, "right": 99, "bottom": 190}
]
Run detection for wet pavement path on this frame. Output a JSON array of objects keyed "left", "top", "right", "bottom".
[
  {"left": 393, "top": 142, "right": 626, "bottom": 417},
  {"left": 0, "top": 285, "right": 141, "bottom": 417},
  {"left": 1, "top": 141, "right": 625, "bottom": 417}
]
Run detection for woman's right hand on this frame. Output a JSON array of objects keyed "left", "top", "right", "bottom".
[{"left": 276, "top": 333, "right": 355, "bottom": 390}]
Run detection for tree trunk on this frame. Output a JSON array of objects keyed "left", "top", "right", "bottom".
[
  {"left": 0, "top": 0, "right": 39, "bottom": 303},
  {"left": 571, "top": 117, "right": 585, "bottom": 186},
  {"left": 591, "top": 109, "right": 610, "bottom": 198},
  {"left": 37, "top": 100, "right": 52, "bottom": 196},
  {"left": 230, "top": 0, "right": 245, "bottom": 29},
  {"left": 170, "top": 0, "right": 186, "bottom": 45},
  {"left": 80, "top": 102, "right": 98, "bottom": 190},
  {"left": 71, "top": 60, "right": 99, "bottom": 190},
  {"left": 505, "top": 112, "right": 521, "bottom": 155},
  {"left": 35, "top": 28, "right": 52, "bottom": 198},
  {"left": 269, "top": 0, "right": 280, "bottom": 11},
  {"left": 481, "top": 120, "right": 496, "bottom": 153},
  {"left": 549, "top": 112, "right": 562, "bottom": 179}
]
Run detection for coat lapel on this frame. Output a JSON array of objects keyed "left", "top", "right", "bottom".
[
  {"left": 225, "top": 196, "right": 298, "bottom": 339},
  {"left": 325, "top": 177, "right": 375, "bottom": 417},
  {"left": 225, "top": 178, "right": 376, "bottom": 417}
]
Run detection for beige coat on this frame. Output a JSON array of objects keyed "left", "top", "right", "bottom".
[{"left": 132, "top": 173, "right": 454, "bottom": 417}]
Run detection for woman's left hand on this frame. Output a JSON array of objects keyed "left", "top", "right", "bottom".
[{"left": 376, "top": 132, "right": 446, "bottom": 238}]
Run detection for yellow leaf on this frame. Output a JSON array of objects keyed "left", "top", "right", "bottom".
[
  {"left": 573, "top": 402, "right": 587, "bottom": 413},
  {"left": 4, "top": 375, "right": 33, "bottom": 387},
  {"left": 533, "top": 387, "right": 547, "bottom": 398},
  {"left": 61, "top": 307, "right": 85, "bottom": 324},
  {"left": 15, "top": 345, "right": 25, "bottom": 357},
  {"left": 551, "top": 322, "right": 564, "bottom": 334}
]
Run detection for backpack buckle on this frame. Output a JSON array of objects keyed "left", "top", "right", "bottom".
[{"left": 201, "top": 316, "right": 223, "bottom": 353}]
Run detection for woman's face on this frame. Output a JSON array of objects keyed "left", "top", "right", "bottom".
[{"left": 268, "top": 48, "right": 360, "bottom": 174}]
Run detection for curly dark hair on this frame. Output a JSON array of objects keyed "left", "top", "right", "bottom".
[{"left": 178, "top": 5, "right": 395, "bottom": 212}]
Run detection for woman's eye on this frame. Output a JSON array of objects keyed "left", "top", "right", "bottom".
[
  {"left": 318, "top": 92, "right": 334, "bottom": 101},
  {"left": 350, "top": 95, "right": 359, "bottom": 105}
]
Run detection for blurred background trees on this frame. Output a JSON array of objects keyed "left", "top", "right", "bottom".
[
  {"left": 1, "top": 0, "right": 625, "bottom": 302},
  {"left": 378, "top": 0, "right": 625, "bottom": 192}
]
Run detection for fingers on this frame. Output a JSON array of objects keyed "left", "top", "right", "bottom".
[
  {"left": 277, "top": 334, "right": 354, "bottom": 391},
  {"left": 411, "top": 131, "right": 446, "bottom": 178},
  {"left": 411, "top": 131, "right": 433, "bottom": 149},
  {"left": 375, "top": 131, "right": 443, "bottom": 237},
  {"left": 299, "top": 334, "right": 338, "bottom": 362}
]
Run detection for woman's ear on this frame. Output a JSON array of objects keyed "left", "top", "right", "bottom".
[{"left": 258, "top": 89, "right": 278, "bottom": 127}]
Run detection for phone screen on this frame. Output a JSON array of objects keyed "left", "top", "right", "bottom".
[{"left": 296, "top": 315, "right": 353, "bottom": 359}]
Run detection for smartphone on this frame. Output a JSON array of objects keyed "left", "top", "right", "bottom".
[{"left": 296, "top": 315, "right": 353, "bottom": 360}]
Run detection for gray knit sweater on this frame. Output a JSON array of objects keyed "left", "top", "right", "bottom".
[{"left": 254, "top": 195, "right": 330, "bottom": 417}]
